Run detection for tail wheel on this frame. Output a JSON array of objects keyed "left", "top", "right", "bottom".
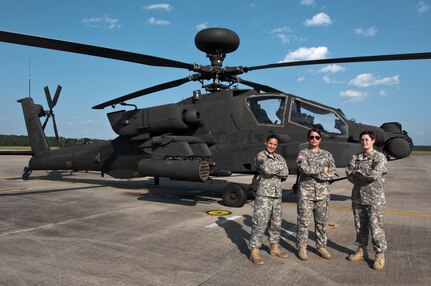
[
  {"left": 22, "top": 167, "right": 32, "bottom": 180},
  {"left": 222, "top": 183, "right": 247, "bottom": 207}
]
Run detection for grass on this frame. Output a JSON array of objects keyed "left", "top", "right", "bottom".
[
  {"left": 0, "top": 146, "right": 31, "bottom": 151},
  {"left": 412, "top": 150, "right": 431, "bottom": 155}
]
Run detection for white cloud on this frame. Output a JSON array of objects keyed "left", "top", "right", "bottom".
[
  {"left": 340, "top": 89, "right": 369, "bottom": 102},
  {"left": 196, "top": 22, "right": 208, "bottom": 31},
  {"left": 280, "top": 46, "right": 329, "bottom": 62},
  {"left": 301, "top": 0, "right": 315, "bottom": 6},
  {"left": 354, "top": 27, "right": 378, "bottom": 37},
  {"left": 304, "top": 12, "right": 332, "bottom": 26},
  {"left": 379, "top": 90, "right": 387, "bottom": 96},
  {"left": 271, "top": 26, "right": 292, "bottom": 34},
  {"left": 80, "top": 120, "right": 95, "bottom": 124},
  {"left": 349, "top": 73, "right": 399, "bottom": 87},
  {"left": 276, "top": 34, "right": 291, "bottom": 44},
  {"left": 414, "top": 129, "right": 424, "bottom": 136},
  {"left": 417, "top": 1, "right": 430, "bottom": 13},
  {"left": 271, "top": 26, "right": 293, "bottom": 44},
  {"left": 323, "top": 75, "right": 331, "bottom": 83},
  {"left": 82, "top": 15, "right": 121, "bottom": 29},
  {"left": 319, "top": 64, "right": 346, "bottom": 73},
  {"left": 147, "top": 17, "right": 170, "bottom": 26},
  {"left": 322, "top": 74, "right": 345, "bottom": 84},
  {"left": 297, "top": 76, "right": 305, "bottom": 82},
  {"left": 145, "top": 3, "right": 173, "bottom": 11}
]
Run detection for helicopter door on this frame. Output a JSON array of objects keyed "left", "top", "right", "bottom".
[{"left": 247, "top": 96, "right": 286, "bottom": 126}]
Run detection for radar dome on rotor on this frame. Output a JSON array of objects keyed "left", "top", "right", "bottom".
[{"left": 194, "top": 28, "right": 240, "bottom": 54}]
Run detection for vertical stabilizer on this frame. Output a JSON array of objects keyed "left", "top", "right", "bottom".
[{"left": 18, "top": 97, "right": 50, "bottom": 154}]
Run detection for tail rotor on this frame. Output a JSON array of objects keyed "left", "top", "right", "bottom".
[{"left": 42, "top": 85, "right": 62, "bottom": 145}]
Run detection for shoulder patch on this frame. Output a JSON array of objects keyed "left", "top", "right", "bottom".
[{"left": 257, "top": 154, "right": 266, "bottom": 160}]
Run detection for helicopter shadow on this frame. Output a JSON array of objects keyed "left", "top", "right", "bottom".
[
  {"left": 134, "top": 178, "right": 258, "bottom": 207},
  {"left": 0, "top": 185, "right": 104, "bottom": 197},
  {"left": 20, "top": 170, "right": 239, "bottom": 207}
]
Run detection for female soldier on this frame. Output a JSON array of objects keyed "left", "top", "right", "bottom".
[
  {"left": 345, "top": 130, "right": 388, "bottom": 271},
  {"left": 249, "top": 134, "right": 289, "bottom": 265},
  {"left": 296, "top": 128, "right": 336, "bottom": 261}
]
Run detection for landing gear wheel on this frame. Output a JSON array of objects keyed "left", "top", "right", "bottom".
[
  {"left": 22, "top": 167, "right": 32, "bottom": 180},
  {"left": 222, "top": 183, "right": 247, "bottom": 207}
]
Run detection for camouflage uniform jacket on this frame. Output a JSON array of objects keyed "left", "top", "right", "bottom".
[
  {"left": 296, "top": 148, "right": 336, "bottom": 201},
  {"left": 345, "top": 149, "right": 388, "bottom": 205},
  {"left": 255, "top": 150, "right": 289, "bottom": 198}
]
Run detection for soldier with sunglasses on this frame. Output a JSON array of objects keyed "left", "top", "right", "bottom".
[{"left": 296, "top": 128, "right": 336, "bottom": 261}]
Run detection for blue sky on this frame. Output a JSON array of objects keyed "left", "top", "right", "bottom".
[{"left": 1, "top": 0, "right": 430, "bottom": 144}]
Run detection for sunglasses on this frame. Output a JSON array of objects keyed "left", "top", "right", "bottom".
[{"left": 309, "top": 136, "right": 321, "bottom": 140}]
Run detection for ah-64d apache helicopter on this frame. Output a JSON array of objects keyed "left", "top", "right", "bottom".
[{"left": 1, "top": 28, "right": 430, "bottom": 207}]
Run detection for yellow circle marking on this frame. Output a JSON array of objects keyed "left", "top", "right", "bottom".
[{"left": 207, "top": 210, "right": 232, "bottom": 216}]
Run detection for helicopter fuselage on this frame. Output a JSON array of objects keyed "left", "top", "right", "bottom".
[{"left": 21, "top": 88, "right": 412, "bottom": 182}]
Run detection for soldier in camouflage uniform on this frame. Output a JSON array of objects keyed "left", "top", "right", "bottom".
[
  {"left": 345, "top": 130, "right": 388, "bottom": 271},
  {"left": 296, "top": 129, "right": 336, "bottom": 261},
  {"left": 249, "top": 134, "right": 289, "bottom": 265}
]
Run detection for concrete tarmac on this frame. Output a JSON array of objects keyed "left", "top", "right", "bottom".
[{"left": 0, "top": 154, "right": 430, "bottom": 285}]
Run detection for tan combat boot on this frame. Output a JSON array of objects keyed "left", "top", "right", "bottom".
[
  {"left": 373, "top": 252, "right": 385, "bottom": 271},
  {"left": 347, "top": 246, "right": 367, "bottom": 262},
  {"left": 270, "top": 243, "right": 289, "bottom": 258},
  {"left": 250, "top": 247, "right": 264, "bottom": 265},
  {"left": 298, "top": 248, "right": 308, "bottom": 261},
  {"left": 316, "top": 247, "right": 332, "bottom": 260}
]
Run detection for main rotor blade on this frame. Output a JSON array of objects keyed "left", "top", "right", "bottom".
[
  {"left": 246, "top": 52, "right": 431, "bottom": 72},
  {"left": 92, "top": 77, "right": 192, "bottom": 109},
  {"left": 235, "top": 78, "right": 283, "bottom": 93},
  {"left": 0, "top": 30, "right": 194, "bottom": 70}
]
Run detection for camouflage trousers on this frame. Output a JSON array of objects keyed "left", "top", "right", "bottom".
[
  {"left": 296, "top": 199, "right": 329, "bottom": 249},
  {"left": 250, "top": 195, "right": 282, "bottom": 248},
  {"left": 352, "top": 201, "right": 387, "bottom": 252}
]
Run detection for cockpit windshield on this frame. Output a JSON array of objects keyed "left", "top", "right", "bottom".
[
  {"left": 246, "top": 96, "right": 286, "bottom": 125},
  {"left": 290, "top": 98, "right": 348, "bottom": 136}
]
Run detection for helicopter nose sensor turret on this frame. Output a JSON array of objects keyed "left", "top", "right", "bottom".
[{"left": 381, "top": 122, "right": 413, "bottom": 159}]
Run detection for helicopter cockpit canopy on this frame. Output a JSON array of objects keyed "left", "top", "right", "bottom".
[
  {"left": 290, "top": 98, "right": 348, "bottom": 136},
  {"left": 246, "top": 96, "right": 286, "bottom": 125}
]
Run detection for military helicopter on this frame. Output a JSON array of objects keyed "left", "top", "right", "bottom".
[{"left": 1, "top": 28, "right": 430, "bottom": 207}]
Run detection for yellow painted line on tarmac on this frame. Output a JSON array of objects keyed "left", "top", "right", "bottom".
[
  {"left": 330, "top": 205, "right": 352, "bottom": 211},
  {"left": 330, "top": 205, "right": 431, "bottom": 217},
  {"left": 384, "top": 210, "right": 431, "bottom": 217}
]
